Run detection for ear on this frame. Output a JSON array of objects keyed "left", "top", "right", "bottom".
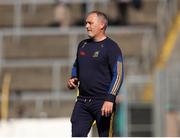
[{"left": 100, "top": 22, "right": 105, "bottom": 30}]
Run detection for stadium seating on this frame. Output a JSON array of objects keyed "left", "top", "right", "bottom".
[
  {"left": 0, "top": 0, "right": 158, "bottom": 28},
  {"left": 4, "top": 35, "right": 69, "bottom": 59},
  {"left": 1, "top": 30, "right": 147, "bottom": 92},
  {"left": 0, "top": 5, "right": 13, "bottom": 27}
]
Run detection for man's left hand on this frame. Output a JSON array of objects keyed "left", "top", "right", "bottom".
[{"left": 101, "top": 101, "right": 114, "bottom": 117}]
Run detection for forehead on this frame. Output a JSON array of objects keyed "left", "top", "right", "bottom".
[{"left": 86, "top": 13, "right": 98, "bottom": 22}]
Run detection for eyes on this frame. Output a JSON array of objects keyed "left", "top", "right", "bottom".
[{"left": 85, "top": 21, "right": 93, "bottom": 26}]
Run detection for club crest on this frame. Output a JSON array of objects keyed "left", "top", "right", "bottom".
[{"left": 92, "top": 51, "right": 99, "bottom": 58}]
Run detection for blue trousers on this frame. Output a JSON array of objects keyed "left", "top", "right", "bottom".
[{"left": 71, "top": 96, "right": 113, "bottom": 137}]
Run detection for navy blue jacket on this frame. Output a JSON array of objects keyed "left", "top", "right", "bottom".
[{"left": 71, "top": 37, "right": 124, "bottom": 102}]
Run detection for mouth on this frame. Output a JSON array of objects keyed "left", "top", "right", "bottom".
[{"left": 87, "top": 29, "right": 91, "bottom": 32}]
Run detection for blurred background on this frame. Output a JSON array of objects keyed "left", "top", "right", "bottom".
[{"left": 0, "top": 0, "right": 180, "bottom": 137}]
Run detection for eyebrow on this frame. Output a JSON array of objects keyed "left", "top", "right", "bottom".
[{"left": 85, "top": 20, "right": 92, "bottom": 23}]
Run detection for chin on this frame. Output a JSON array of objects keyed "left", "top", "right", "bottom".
[{"left": 88, "top": 34, "right": 94, "bottom": 38}]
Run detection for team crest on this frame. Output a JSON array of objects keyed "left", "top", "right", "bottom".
[
  {"left": 92, "top": 51, "right": 99, "bottom": 58},
  {"left": 101, "top": 44, "right": 104, "bottom": 48}
]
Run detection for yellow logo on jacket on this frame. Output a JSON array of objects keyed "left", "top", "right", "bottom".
[{"left": 92, "top": 51, "right": 99, "bottom": 58}]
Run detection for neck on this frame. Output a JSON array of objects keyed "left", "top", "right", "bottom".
[{"left": 93, "top": 33, "right": 107, "bottom": 42}]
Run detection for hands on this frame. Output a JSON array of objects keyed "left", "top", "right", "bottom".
[
  {"left": 67, "top": 77, "right": 78, "bottom": 90},
  {"left": 101, "top": 101, "right": 114, "bottom": 117}
]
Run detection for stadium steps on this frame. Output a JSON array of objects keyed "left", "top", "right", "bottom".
[
  {"left": 128, "top": 0, "right": 158, "bottom": 25},
  {"left": 0, "top": 4, "right": 54, "bottom": 27},
  {"left": 0, "top": 0, "right": 159, "bottom": 28},
  {"left": 22, "top": 4, "right": 54, "bottom": 27},
  {"left": 0, "top": 66, "right": 71, "bottom": 91},
  {"left": 110, "top": 33, "right": 144, "bottom": 58},
  {"left": 0, "top": 5, "right": 13, "bottom": 27},
  {"left": 42, "top": 100, "right": 74, "bottom": 118},
  {"left": 8, "top": 99, "right": 75, "bottom": 118},
  {"left": 4, "top": 35, "right": 69, "bottom": 59},
  {"left": 3, "top": 31, "right": 145, "bottom": 59},
  {"left": 1, "top": 31, "right": 144, "bottom": 92}
]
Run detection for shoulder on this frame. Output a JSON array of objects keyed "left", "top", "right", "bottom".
[
  {"left": 105, "top": 37, "right": 122, "bottom": 53},
  {"left": 78, "top": 38, "right": 91, "bottom": 48}
]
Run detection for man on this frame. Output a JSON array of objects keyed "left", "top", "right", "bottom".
[{"left": 67, "top": 11, "right": 124, "bottom": 137}]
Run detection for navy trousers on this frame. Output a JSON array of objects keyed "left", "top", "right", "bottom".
[{"left": 71, "top": 96, "right": 113, "bottom": 137}]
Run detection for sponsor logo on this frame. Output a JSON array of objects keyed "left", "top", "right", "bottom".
[{"left": 80, "top": 51, "right": 86, "bottom": 56}]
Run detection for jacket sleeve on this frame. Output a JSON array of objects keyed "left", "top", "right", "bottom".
[
  {"left": 105, "top": 44, "right": 124, "bottom": 103},
  {"left": 71, "top": 45, "right": 79, "bottom": 79},
  {"left": 71, "top": 58, "right": 78, "bottom": 78}
]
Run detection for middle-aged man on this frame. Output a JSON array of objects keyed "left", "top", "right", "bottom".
[{"left": 67, "top": 11, "right": 124, "bottom": 137}]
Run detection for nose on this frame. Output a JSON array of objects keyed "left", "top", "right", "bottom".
[{"left": 86, "top": 23, "right": 89, "bottom": 29}]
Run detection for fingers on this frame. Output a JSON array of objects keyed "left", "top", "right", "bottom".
[
  {"left": 67, "top": 80, "right": 73, "bottom": 89},
  {"left": 101, "top": 108, "right": 105, "bottom": 116},
  {"left": 67, "top": 78, "right": 78, "bottom": 89},
  {"left": 101, "top": 106, "right": 113, "bottom": 117},
  {"left": 101, "top": 108, "right": 111, "bottom": 117},
  {"left": 101, "top": 101, "right": 114, "bottom": 117},
  {"left": 70, "top": 79, "right": 77, "bottom": 87}
]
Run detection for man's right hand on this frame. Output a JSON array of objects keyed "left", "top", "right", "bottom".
[{"left": 67, "top": 78, "right": 78, "bottom": 90}]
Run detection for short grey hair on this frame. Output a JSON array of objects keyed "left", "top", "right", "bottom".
[{"left": 87, "top": 11, "right": 108, "bottom": 30}]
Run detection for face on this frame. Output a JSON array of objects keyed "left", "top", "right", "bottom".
[{"left": 85, "top": 13, "right": 104, "bottom": 39}]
